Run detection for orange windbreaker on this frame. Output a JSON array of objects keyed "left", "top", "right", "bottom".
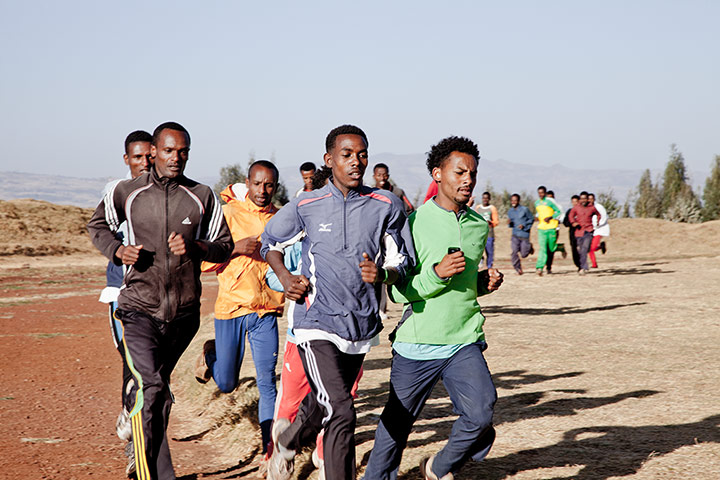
[{"left": 201, "top": 185, "right": 284, "bottom": 320}]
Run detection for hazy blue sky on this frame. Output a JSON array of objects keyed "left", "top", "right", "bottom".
[{"left": 0, "top": 0, "right": 717, "bottom": 183}]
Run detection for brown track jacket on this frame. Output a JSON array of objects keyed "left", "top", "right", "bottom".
[{"left": 87, "top": 167, "right": 233, "bottom": 321}]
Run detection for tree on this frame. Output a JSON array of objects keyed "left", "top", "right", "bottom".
[
  {"left": 214, "top": 164, "right": 246, "bottom": 194},
  {"left": 482, "top": 181, "right": 534, "bottom": 218},
  {"left": 702, "top": 155, "right": 720, "bottom": 221},
  {"left": 214, "top": 151, "right": 290, "bottom": 207},
  {"left": 634, "top": 169, "right": 662, "bottom": 218},
  {"left": 661, "top": 144, "right": 701, "bottom": 222},
  {"left": 621, "top": 190, "right": 633, "bottom": 218},
  {"left": 596, "top": 190, "right": 620, "bottom": 219}
]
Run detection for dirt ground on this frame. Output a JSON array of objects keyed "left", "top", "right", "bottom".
[{"left": 1, "top": 214, "right": 719, "bottom": 479}]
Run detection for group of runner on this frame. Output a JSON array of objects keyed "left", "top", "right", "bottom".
[
  {"left": 89, "top": 122, "right": 608, "bottom": 480},
  {"left": 502, "top": 187, "right": 610, "bottom": 276}
]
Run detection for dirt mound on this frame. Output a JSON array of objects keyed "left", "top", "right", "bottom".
[
  {"left": 492, "top": 217, "right": 720, "bottom": 263},
  {"left": 0, "top": 199, "right": 96, "bottom": 256},
  {"left": 2, "top": 197, "right": 720, "bottom": 262}
]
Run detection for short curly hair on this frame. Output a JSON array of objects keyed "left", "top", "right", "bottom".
[
  {"left": 426, "top": 136, "right": 479, "bottom": 175},
  {"left": 325, "top": 124, "right": 368, "bottom": 152},
  {"left": 311, "top": 166, "right": 333, "bottom": 190}
]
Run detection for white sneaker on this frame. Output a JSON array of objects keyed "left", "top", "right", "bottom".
[
  {"left": 419, "top": 455, "right": 454, "bottom": 480},
  {"left": 124, "top": 441, "right": 136, "bottom": 477},
  {"left": 267, "top": 418, "right": 295, "bottom": 480},
  {"left": 116, "top": 408, "right": 132, "bottom": 441},
  {"left": 311, "top": 447, "right": 325, "bottom": 480}
]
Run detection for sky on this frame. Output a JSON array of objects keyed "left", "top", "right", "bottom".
[{"left": 0, "top": 0, "right": 718, "bottom": 185}]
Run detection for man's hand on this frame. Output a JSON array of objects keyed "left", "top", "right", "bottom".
[
  {"left": 359, "top": 252, "right": 380, "bottom": 283},
  {"left": 517, "top": 224, "right": 525, "bottom": 230},
  {"left": 233, "top": 235, "right": 260, "bottom": 257},
  {"left": 280, "top": 272, "right": 311, "bottom": 302},
  {"left": 168, "top": 232, "right": 187, "bottom": 256},
  {"left": 115, "top": 244, "right": 143, "bottom": 266},
  {"left": 434, "top": 250, "right": 465, "bottom": 279},
  {"left": 571, "top": 222, "right": 579, "bottom": 227},
  {"left": 478, "top": 268, "right": 504, "bottom": 293},
  {"left": 543, "top": 216, "right": 553, "bottom": 223},
  {"left": 486, "top": 268, "right": 504, "bottom": 292}
]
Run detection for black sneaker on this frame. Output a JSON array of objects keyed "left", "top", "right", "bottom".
[{"left": 600, "top": 241, "right": 606, "bottom": 254}]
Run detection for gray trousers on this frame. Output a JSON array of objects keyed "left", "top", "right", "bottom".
[
  {"left": 511, "top": 235, "right": 532, "bottom": 272},
  {"left": 576, "top": 231, "right": 593, "bottom": 271}
]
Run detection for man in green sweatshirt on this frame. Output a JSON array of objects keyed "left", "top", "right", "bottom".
[{"left": 363, "top": 136, "right": 504, "bottom": 480}]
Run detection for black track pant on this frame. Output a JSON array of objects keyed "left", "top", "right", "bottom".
[
  {"left": 117, "top": 308, "right": 200, "bottom": 480},
  {"left": 109, "top": 302, "right": 134, "bottom": 410},
  {"left": 278, "top": 340, "right": 365, "bottom": 480}
]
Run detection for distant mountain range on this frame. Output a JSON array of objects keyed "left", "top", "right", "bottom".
[{"left": 0, "top": 158, "right": 707, "bottom": 209}]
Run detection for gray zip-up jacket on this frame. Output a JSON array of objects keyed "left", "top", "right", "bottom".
[
  {"left": 87, "top": 167, "right": 233, "bottom": 321},
  {"left": 261, "top": 181, "right": 415, "bottom": 342}
]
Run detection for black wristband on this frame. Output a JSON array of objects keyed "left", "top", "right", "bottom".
[{"left": 377, "top": 267, "right": 387, "bottom": 284}]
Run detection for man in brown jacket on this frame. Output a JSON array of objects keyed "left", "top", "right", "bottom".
[{"left": 87, "top": 122, "right": 233, "bottom": 480}]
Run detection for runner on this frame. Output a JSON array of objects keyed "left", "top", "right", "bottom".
[
  {"left": 295, "top": 162, "right": 316, "bottom": 197},
  {"left": 566, "top": 191, "right": 602, "bottom": 275},
  {"left": 587, "top": 193, "right": 610, "bottom": 268},
  {"left": 534, "top": 186, "right": 562, "bottom": 276},
  {"left": 97, "top": 129, "right": 152, "bottom": 478},
  {"left": 364, "top": 135, "right": 504, "bottom": 480},
  {"left": 372, "top": 163, "right": 415, "bottom": 215},
  {"left": 262, "top": 124, "right": 415, "bottom": 480},
  {"left": 195, "top": 160, "right": 285, "bottom": 455},
  {"left": 87, "top": 122, "right": 234, "bottom": 480},
  {"left": 562, "top": 195, "right": 582, "bottom": 270},
  {"left": 267, "top": 165, "right": 362, "bottom": 479},
  {"left": 474, "top": 191, "right": 499, "bottom": 269},
  {"left": 507, "top": 194, "right": 534, "bottom": 275}
]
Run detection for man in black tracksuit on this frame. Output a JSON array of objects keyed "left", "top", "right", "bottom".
[{"left": 88, "top": 122, "right": 233, "bottom": 480}]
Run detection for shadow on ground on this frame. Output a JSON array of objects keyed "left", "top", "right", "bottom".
[
  {"left": 483, "top": 302, "right": 647, "bottom": 316},
  {"left": 448, "top": 414, "right": 720, "bottom": 480}
]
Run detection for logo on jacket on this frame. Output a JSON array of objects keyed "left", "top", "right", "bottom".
[
  {"left": 181, "top": 217, "right": 191, "bottom": 225},
  {"left": 318, "top": 223, "right": 332, "bottom": 232}
]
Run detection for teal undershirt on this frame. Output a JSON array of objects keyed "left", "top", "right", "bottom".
[{"left": 392, "top": 341, "right": 470, "bottom": 360}]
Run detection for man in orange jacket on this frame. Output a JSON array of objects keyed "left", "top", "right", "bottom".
[
  {"left": 196, "top": 160, "right": 285, "bottom": 454},
  {"left": 474, "top": 191, "right": 499, "bottom": 268}
]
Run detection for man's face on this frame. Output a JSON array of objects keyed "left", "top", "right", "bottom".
[
  {"left": 124, "top": 141, "right": 151, "bottom": 179},
  {"left": 373, "top": 167, "right": 389, "bottom": 189},
  {"left": 324, "top": 134, "right": 368, "bottom": 193},
  {"left": 580, "top": 194, "right": 589, "bottom": 206},
  {"left": 588, "top": 194, "right": 595, "bottom": 206},
  {"left": 301, "top": 169, "right": 315, "bottom": 191},
  {"left": 151, "top": 129, "right": 190, "bottom": 179},
  {"left": 434, "top": 151, "right": 477, "bottom": 207},
  {"left": 482, "top": 193, "right": 490, "bottom": 206},
  {"left": 571, "top": 197, "right": 579, "bottom": 206},
  {"left": 246, "top": 165, "right": 277, "bottom": 208},
  {"left": 511, "top": 196, "right": 519, "bottom": 208},
  {"left": 537, "top": 188, "right": 546, "bottom": 200}
]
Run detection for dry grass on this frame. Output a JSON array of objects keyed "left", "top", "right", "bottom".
[
  {"left": 164, "top": 219, "right": 720, "bottom": 479},
  {"left": 0, "top": 199, "right": 95, "bottom": 256}
]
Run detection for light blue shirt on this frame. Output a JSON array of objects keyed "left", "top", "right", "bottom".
[{"left": 392, "top": 341, "right": 470, "bottom": 360}]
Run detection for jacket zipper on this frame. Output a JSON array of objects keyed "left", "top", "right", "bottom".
[
  {"left": 165, "top": 183, "right": 171, "bottom": 320},
  {"left": 343, "top": 196, "right": 348, "bottom": 250}
]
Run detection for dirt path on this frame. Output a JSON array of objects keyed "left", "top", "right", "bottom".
[{"left": 1, "top": 248, "right": 719, "bottom": 479}]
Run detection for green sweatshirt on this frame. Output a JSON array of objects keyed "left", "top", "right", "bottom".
[{"left": 390, "top": 200, "right": 489, "bottom": 345}]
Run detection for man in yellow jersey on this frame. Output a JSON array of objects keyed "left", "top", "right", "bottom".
[{"left": 534, "top": 186, "right": 562, "bottom": 276}]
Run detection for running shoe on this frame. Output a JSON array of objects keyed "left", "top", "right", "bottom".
[
  {"left": 267, "top": 418, "right": 295, "bottom": 480},
  {"left": 116, "top": 408, "right": 131, "bottom": 442},
  {"left": 124, "top": 441, "right": 136, "bottom": 478},
  {"left": 194, "top": 339, "right": 215, "bottom": 384},
  {"left": 419, "top": 455, "right": 454, "bottom": 480}
]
